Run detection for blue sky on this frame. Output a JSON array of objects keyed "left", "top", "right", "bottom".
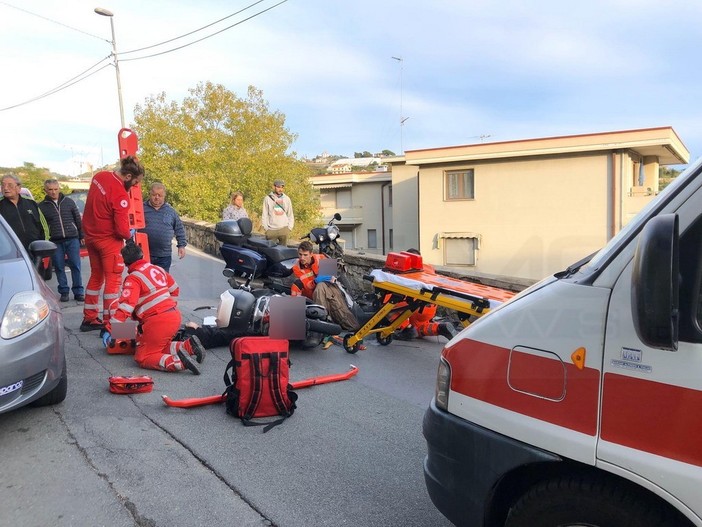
[{"left": 1, "top": 0, "right": 701, "bottom": 176}]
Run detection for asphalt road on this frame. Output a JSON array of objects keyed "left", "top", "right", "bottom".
[{"left": 0, "top": 246, "right": 454, "bottom": 527}]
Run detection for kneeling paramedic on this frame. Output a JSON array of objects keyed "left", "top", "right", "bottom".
[{"left": 101, "top": 240, "right": 205, "bottom": 374}]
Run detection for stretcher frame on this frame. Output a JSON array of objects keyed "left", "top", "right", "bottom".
[{"left": 342, "top": 269, "right": 514, "bottom": 353}]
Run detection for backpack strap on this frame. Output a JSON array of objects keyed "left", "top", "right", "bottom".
[
  {"left": 241, "top": 353, "right": 264, "bottom": 422},
  {"left": 223, "top": 358, "right": 240, "bottom": 417},
  {"left": 267, "top": 352, "right": 294, "bottom": 418}
]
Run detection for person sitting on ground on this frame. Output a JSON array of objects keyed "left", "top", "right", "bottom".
[
  {"left": 291, "top": 240, "right": 363, "bottom": 350},
  {"left": 222, "top": 191, "right": 249, "bottom": 221},
  {"left": 101, "top": 240, "right": 205, "bottom": 374}
]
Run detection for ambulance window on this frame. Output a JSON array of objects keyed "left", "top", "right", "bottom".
[{"left": 677, "top": 214, "right": 702, "bottom": 342}]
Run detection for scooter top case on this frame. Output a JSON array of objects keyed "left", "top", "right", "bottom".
[
  {"left": 220, "top": 244, "right": 267, "bottom": 278},
  {"left": 214, "top": 218, "right": 252, "bottom": 245}
]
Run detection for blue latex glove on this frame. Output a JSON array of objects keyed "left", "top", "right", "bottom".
[
  {"left": 101, "top": 330, "right": 112, "bottom": 347},
  {"left": 315, "top": 275, "right": 333, "bottom": 283},
  {"left": 129, "top": 228, "right": 137, "bottom": 238}
]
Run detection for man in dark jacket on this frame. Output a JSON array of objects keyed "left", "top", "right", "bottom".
[
  {"left": 139, "top": 182, "right": 187, "bottom": 272},
  {"left": 0, "top": 174, "right": 48, "bottom": 250},
  {"left": 38, "top": 179, "right": 85, "bottom": 302}
]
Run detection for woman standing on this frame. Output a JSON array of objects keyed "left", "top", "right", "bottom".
[{"left": 222, "top": 191, "right": 248, "bottom": 221}]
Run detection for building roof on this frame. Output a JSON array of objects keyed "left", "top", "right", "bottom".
[
  {"left": 310, "top": 171, "right": 392, "bottom": 189},
  {"left": 388, "top": 127, "right": 689, "bottom": 166}
]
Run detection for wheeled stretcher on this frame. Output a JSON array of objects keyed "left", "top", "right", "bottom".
[{"left": 341, "top": 252, "right": 516, "bottom": 353}]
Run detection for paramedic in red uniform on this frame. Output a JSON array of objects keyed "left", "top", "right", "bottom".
[
  {"left": 80, "top": 156, "right": 144, "bottom": 332},
  {"left": 103, "top": 240, "right": 206, "bottom": 374}
]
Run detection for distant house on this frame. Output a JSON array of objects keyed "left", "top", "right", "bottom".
[
  {"left": 327, "top": 157, "right": 385, "bottom": 174},
  {"left": 309, "top": 171, "right": 392, "bottom": 254},
  {"left": 385, "top": 127, "right": 690, "bottom": 281}
]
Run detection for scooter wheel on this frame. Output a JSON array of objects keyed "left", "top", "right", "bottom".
[
  {"left": 376, "top": 333, "right": 393, "bottom": 346},
  {"left": 343, "top": 333, "right": 360, "bottom": 354}
]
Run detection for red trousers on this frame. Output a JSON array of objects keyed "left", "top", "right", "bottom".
[
  {"left": 134, "top": 309, "right": 190, "bottom": 372},
  {"left": 84, "top": 237, "right": 125, "bottom": 325}
]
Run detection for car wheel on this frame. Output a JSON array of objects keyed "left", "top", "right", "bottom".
[
  {"left": 30, "top": 358, "right": 68, "bottom": 407},
  {"left": 505, "top": 475, "right": 683, "bottom": 527}
]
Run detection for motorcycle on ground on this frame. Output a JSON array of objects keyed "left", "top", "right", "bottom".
[{"left": 213, "top": 217, "right": 341, "bottom": 348}]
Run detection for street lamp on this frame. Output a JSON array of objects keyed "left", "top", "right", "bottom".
[{"left": 94, "top": 7, "right": 125, "bottom": 129}]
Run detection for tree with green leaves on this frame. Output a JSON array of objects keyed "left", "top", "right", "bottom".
[{"left": 132, "top": 82, "right": 320, "bottom": 235}]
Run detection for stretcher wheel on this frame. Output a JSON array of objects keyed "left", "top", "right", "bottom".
[
  {"left": 343, "top": 333, "right": 360, "bottom": 354},
  {"left": 376, "top": 333, "right": 393, "bottom": 346}
]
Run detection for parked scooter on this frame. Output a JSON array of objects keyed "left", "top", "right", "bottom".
[
  {"left": 216, "top": 217, "right": 297, "bottom": 293},
  {"left": 301, "top": 213, "right": 353, "bottom": 293}
]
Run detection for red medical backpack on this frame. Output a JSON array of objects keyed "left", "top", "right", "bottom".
[{"left": 223, "top": 336, "right": 297, "bottom": 432}]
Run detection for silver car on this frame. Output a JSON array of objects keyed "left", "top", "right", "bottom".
[{"left": 0, "top": 216, "right": 67, "bottom": 413}]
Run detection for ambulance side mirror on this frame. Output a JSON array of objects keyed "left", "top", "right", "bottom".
[{"left": 631, "top": 213, "right": 679, "bottom": 351}]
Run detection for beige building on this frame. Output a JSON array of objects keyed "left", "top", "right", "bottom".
[
  {"left": 386, "top": 127, "right": 689, "bottom": 281},
  {"left": 310, "top": 171, "right": 392, "bottom": 254}
]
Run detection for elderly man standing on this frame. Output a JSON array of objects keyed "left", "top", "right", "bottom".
[
  {"left": 0, "top": 174, "right": 48, "bottom": 250},
  {"left": 139, "top": 182, "right": 187, "bottom": 273},
  {"left": 261, "top": 179, "right": 294, "bottom": 246},
  {"left": 38, "top": 178, "right": 85, "bottom": 302}
]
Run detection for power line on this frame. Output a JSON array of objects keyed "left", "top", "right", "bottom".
[
  {"left": 0, "top": 57, "right": 112, "bottom": 111},
  {"left": 0, "top": 0, "right": 288, "bottom": 111},
  {"left": 119, "top": 0, "right": 267, "bottom": 55},
  {"left": 0, "top": 1, "right": 106, "bottom": 42},
  {"left": 119, "top": 0, "right": 288, "bottom": 62}
]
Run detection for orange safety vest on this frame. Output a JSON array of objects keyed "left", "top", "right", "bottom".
[{"left": 291, "top": 254, "right": 327, "bottom": 299}]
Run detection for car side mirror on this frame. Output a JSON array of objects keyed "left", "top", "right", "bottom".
[
  {"left": 631, "top": 213, "right": 679, "bottom": 350},
  {"left": 28, "top": 239, "right": 57, "bottom": 259}
]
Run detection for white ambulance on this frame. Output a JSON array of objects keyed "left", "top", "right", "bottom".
[{"left": 423, "top": 158, "right": 702, "bottom": 527}]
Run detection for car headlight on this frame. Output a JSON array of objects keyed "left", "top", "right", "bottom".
[
  {"left": 435, "top": 357, "right": 451, "bottom": 410},
  {"left": 1, "top": 291, "right": 50, "bottom": 339}
]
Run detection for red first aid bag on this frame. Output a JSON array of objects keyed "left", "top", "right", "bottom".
[
  {"left": 108, "top": 376, "right": 154, "bottom": 394},
  {"left": 223, "top": 336, "right": 297, "bottom": 432}
]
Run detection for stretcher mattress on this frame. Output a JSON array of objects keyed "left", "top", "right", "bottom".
[{"left": 369, "top": 269, "right": 514, "bottom": 309}]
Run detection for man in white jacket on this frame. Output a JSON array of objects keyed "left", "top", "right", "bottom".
[{"left": 261, "top": 179, "right": 294, "bottom": 246}]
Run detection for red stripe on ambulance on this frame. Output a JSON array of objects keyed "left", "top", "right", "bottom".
[
  {"left": 602, "top": 372, "right": 702, "bottom": 467},
  {"left": 445, "top": 339, "right": 600, "bottom": 436}
]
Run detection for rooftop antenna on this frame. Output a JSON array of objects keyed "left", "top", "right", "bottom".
[{"left": 391, "top": 56, "right": 408, "bottom": 153}]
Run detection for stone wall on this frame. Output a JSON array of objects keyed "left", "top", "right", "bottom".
[{"left": 182, "top": 217, "right": 534, "bottom": 294}]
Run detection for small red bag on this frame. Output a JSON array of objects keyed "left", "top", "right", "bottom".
[{"left": 108, "top": 376, "right": 154, "bottom": 394}]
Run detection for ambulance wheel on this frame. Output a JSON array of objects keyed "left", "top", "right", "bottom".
[
  {"left": 343, "top": 333, "right": 359, "bottom": 354},
  {"left": 376, "top": 333, "right": 392, "bottom": 346},
  {"left": 504, "top": 475, "right": 682, "bottom": 527}
]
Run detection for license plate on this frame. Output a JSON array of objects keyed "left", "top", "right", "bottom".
[{"left": 0, "top": 380, "right": 23, "bottom": 396}]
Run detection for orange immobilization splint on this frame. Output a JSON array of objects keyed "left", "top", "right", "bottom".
[
  {"left": 109, "top": 376, "right": 154, "bottom": 394},
  {"left": 341, "top": 266, "right": 516, "bottom": 353}
]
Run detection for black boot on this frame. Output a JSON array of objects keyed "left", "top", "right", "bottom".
[
  {"left": 177, "top": 349, "right": 201, "bottom": 375},
  {"left": 438, "top": 323, "right": 458, "bottom": 341}
]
